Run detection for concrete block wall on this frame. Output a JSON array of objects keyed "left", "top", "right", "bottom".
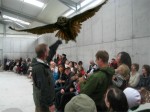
[
  {"left": 0, "top": 35, "right": 37, "bottom": 61},
  {"left": 2, "top": 35, "right": 37, "bottom": 60},
  {"left": 38, "top": 0, "right": 150, "bottom": 70},
  {"left": 0, "top": 23, "right": 38, "bottom": 61}
]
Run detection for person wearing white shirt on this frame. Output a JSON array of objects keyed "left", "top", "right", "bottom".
[{"left": 129, "top": 63, "right": 140, "bottom": 87}]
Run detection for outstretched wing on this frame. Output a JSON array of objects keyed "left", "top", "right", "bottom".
[
  {"left": 68, "top": 0, "right": 108, "bottom": 40},
  {"left": 71, "top": 0, "right": 108, "bottom": 23},
  {"left": 9, "top": 23, "right": 59, "bottom": 35}
]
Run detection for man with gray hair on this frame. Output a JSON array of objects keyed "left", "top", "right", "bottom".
[{"left": 32, "top": 43, "right": 55, "bottom": 112}]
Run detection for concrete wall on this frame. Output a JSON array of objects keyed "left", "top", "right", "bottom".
[
  {"left": 0, "top": 24, "right": 4, "bottom": 65},
  {"left": 0, "top": 24, "right": 38, "bottom": 61},
  {"left": 38, "top": 0, "right": 150, "bottom": 70},
  {"left": 3, "top": 35, "right": 37, "bottom": 59}
]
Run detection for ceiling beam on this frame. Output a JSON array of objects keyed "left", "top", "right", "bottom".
[
  {"left": 58, "top": 0, "right": 77, "bottom": 10},
  {"left": 0, "top": 7, "right": 49, "bottom": 24},
  {"left": 69, "top": 0, "right": 100, "bottom": 17}
]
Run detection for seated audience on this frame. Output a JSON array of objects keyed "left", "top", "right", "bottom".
[
  {"left": 68, "top": 61, "right": 75, "bottom": 73},
  {"left": 18, "top": 60, "right": 28, "bottom": 74},
  {"left": 73, "top": 61, "right": 78, "bottom": 74},
  {"left": 9, "top": 60, "right": 15, "bottom": 71},
  {"left": 3, "top": 57, "right": 7, "bottom": 70},
  {"left": 5, "top": 59, "right": 11, "bottom": 71},
  {"left": 128, "top": 63, "right": 140, "bottom": 87},
  {"left": 77, "top": 66, "right": 85, "bottom": 77},
  {"left": 105, "top": 86, "right": 128, "bottom": 112},
  {"left": 50, "top": 61, "right": 59, "bottom": 82},
  {"left": 13, "top": 60, "right": 19, "bottom": 73},
  {"left": 54, "top": 54, "right": 60, "bottom": 65},
  {"left": 74, "top": 62, "right": 78, "bottom": 68},
  {"left": 77, "top": 61, "right": 85, "bottom": 76},
  {"left": 65, "top": 60, "right": 69, "bottom": 68},
  {"left": 57, "top": 55, "right": 63, "bottom": 65},
  {"left": 78, "top": 61, "right": 83, "bottom": 68},
  {"left": 136, "top": 65, "right": 150, "bottom": 90},
  {"left": 7, "top": 51, "right": 150, "bottom": 112},
  {"left": 55, "top": 65, "right": 66, "bottom": 88},
  {"left": 55, "top": 67, "right": 76, "bottom": 111},
  {"left": 0, "top": 64, "right": 3, "bottom": 70}
]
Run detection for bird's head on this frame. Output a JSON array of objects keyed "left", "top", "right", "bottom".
[{"left": 57, "top": 16, "right": 68, "bottom": 25}]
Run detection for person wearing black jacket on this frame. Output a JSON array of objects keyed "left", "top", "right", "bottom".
[
  {"left": 46, "top": 40, "right": 62, "bottom": 63},
  {"left": 32, "top": 43, "right": 55, "bottom": 112},
  {"left": 61, "top": 54, "right": 67, "bottom": 66},
  {"left": 55, "top": 67, "right": 75, "bottom": 111}
]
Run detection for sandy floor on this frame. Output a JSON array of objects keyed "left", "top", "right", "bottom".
[{"left": 0, "top": 71, "right": 34, "bottom": 112}]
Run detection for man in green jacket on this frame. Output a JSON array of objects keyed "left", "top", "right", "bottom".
[
  {"left": 80, "top": 50, "right": 115, "bottom": 111},
  {"left": 32, "top": 43, "right": 55, "bottom": 112}
]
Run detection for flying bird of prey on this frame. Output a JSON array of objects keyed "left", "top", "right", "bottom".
[{"left": 9, "top": 0, "right": 108, "bottom": 43}]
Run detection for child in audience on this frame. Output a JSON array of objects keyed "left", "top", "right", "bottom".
[
  {"left": 50, "top": 61, "right": 59, "bottom": 83},
  {"left": 112, "top": 64, "right": 130, "bottom": 90}
]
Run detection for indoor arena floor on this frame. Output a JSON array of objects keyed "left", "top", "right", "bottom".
[
  {"left": 0, "top": 71, "right": 149, "bottom": 112},
  {"left": 0, "top": 71, "right": 34, "bottom": 112}
]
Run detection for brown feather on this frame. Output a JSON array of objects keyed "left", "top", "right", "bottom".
[
  {"left": 9, "top": 24, "right": 58, "bottom": 34},
  {"left": 70, "top": 0, "right": 108, "bottom": 23}
]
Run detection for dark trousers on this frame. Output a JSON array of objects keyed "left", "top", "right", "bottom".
[
  {"left": 55, "top": 92, "right": 75, "bottom": 111},
  {"left": 96, "top": 100, "right": 107, "bottom": 112},
  {"left": 35, "top": 106, "right": 50, "bottom": 112}
]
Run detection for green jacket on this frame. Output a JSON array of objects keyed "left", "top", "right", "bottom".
[
  {"left": 32, "top": 59, "right": 55, "bottom": 108},
  {"left": 80, "top": 67, "right": 115, "bottom": 106}
]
